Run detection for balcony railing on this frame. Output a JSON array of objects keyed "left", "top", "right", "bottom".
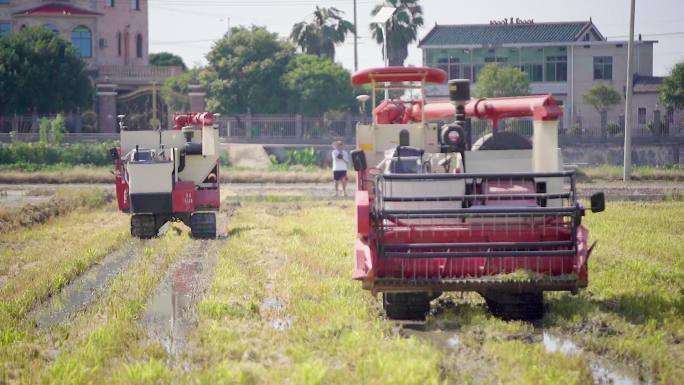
[{"left": 97, "top": 65, "right": 184, "bottom": 84}]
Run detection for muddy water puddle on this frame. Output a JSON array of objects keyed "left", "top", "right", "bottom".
[
  {"left": 0, "top": 187, "right": 54, "bottom": 208},
  {"left": 260, "top": 280, "right": 291, "bottom": 332},
  {"left": 396, "top": 319, "right": 649, "bottom": 385},
  {"left": 143, "top": 239, "right": 220, "bottom": 359},
  {"left": 543, "top": 332, "right": 651, "bottom": 385},
  {"left": 29, "top": 241, "right": 138, "bottom": 328},
  {"left": 399, "top": 322, "right": 461, "bottom": 351}
]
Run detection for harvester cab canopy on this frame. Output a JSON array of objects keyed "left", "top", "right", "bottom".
[{"left": 351, "top": 66, "right": 448, "bottom": 125}]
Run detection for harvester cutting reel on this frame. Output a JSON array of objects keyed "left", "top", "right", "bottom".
[{"left": 130, "top": 212, "right": 217, "bottom": 239}]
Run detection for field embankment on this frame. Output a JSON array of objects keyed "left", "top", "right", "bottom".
[{"left": 0, "top": 187, "right": 112, "bottom": 233}]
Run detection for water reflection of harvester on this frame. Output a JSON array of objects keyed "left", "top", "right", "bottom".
[{"left": 350, "top": 66, "right": 606, "bottom": 320}]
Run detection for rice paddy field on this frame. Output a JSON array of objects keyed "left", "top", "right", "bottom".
[{"left": 0, "top": 187, "right": 681, "bottom": 385}]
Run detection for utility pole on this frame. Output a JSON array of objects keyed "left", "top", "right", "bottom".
[
  {"left": 623, "top": 0, "right": 636, "bottom": 181},
  {"left": 353, "top": 0, "right": 358, "bottom": 72}
]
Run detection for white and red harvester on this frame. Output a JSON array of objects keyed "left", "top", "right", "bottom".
[
  {"left": 350, "top": 67, "right": 605, "bottom": 320},
  {"left": 111, "top": 112, "right": 221, "bottom": 239}
]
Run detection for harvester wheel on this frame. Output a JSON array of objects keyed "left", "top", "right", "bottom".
[
  {"left": 483, "top": 291, "right": 544, "bottom": 320},
  {"left": 131, "top": 214, "right": 158, "bottom": 239},
  {"left": 190, "top": 212, "right": 216, "bottom": 239},
  {"left": 383, "top": 292, "right": 431, "bottom": 320}
]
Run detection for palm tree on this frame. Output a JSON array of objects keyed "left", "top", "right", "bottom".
[
  {"left": 370, "top": 0, "right": 424, "bottom": 66},
  {"left": 290, "top": 6, "right": 355, "bottom": 61}
]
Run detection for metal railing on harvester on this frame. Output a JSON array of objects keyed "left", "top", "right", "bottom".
[{"left": 368, "top": 171, "right": 583, "bottom": 289}]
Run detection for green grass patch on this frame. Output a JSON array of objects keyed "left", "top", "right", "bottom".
[
  {"left": 0, "top": 142, "right": 114, "bottom": 169},
  {"left": 546, "top": 201, "right": 684, "bottom": 383}
]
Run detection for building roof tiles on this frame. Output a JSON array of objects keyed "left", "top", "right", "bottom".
[{"left": 419, "top": 21, "right": 596, "bottom": 47}]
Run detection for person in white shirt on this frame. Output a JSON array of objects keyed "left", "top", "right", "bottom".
[{"left": 331, "top": 140, "right": 350, "bottom": 197}]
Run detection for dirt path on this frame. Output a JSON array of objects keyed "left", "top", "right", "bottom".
[{"left": 28, "top": 240, "right": 140, "bottom": 328}]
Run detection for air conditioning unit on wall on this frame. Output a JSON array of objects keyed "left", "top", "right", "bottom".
[{"left": 99, "top": 38, "right": 108, "bottom": 49}]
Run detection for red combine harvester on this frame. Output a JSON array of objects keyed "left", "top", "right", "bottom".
[
  {"left": 111, "top": 112, "right": 221, "bottom": 239},
  {"left": 350, "top": 67, "right": 605, "bottom": 320}
]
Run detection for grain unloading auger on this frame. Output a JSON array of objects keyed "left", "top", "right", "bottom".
[
  {"left": 111, "top": 112, "right": 221, "bottom": 239},
  {"left": 350, "top": 67, "right": 605, "bottom": 320}
]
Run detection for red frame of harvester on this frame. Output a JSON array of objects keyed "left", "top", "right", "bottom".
[{"left": 351, "top": 67, "right": 595, "bottom": 296}]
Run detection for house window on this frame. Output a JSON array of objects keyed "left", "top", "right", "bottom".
[
  {"left": 0, "top": 0, "right": 10, "bottom": 4},
  {"left": 107, "top": 0, "right": 115, "bottom": 7},
  {"left": 448, "top": 57, "right": 460, "bottom": 80},
  {"left": 131, "top": 0, "right": 140, "bottom": 10},
  {"left": 436, "top": 57, "right": 448, "bottom": 75},
  {"left": 136, "top": 34, "right": 143, "bottom": 58},
  {"left": 71, "top": 26, "right": 92, "bottom": 57},
  {"left": 0, "top": 23, "right": 10, "bottom": 38},
  {"left": 583, "top": 33, "right": 591, "bottom": 41},
  {"left": 520, "top": 63, "right": 543, "bottom": 82},
  {"left": 117, "top": 31, "right": 122, "bottom": 56},
  {"left": 545, "top": 55, "right": 567, "bottom": 82},
  {"left": 43, "top": 24, "right": 58, "bottom": 34},
  {"left": 594, "top": 56, "right": 613, "bottom": 80},
  {"left": 638, "top": 108, "right": 646, "bottom": 125}
]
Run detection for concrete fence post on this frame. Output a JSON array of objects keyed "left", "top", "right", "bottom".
[
  {"left": 345, "top": 113, "right": 353, "bottom": 141},
  {"left": 600, "top": 110, "right": 608, "bottom": 142},
  {"left": 96, "top": 84, "right": 118, "bottom": 133},
  {"left": 246, "top": 112, "right": 253, "bottom": 139},
  {"left": 653, "top": 110, "right": 661, "bottom": 136},
  {"left": 31, "top": 111, "right": 38, "bottom": 133},
  {"left": 295, "top": 114, "right": 303, "bottom": 139},
  {"left": 188, "top": 84, "right": 206, "bottom": 112},
  {"left": 74, "top": 111, "right": 83, "bottom": 133}
]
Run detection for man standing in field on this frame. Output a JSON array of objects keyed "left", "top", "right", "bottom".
[{"left": 331, "top": 140, "right": 350, "bottom": 197}]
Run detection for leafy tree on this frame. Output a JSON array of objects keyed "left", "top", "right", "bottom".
[
  {"left": 290, "top": 7, "right": 354, "bottom": 61},
  {"left": 283, "top": 55, "right": 353, "bottom": 116},
  {"left": 660, "top": 62, "right": 684, "bottom": 111},
  {"left": 162, "top": 69, "right": 200, "bottom": 113},
  {"left": 0, "top": 27, "right": 92, "bottom": 114},
  {"left": 583, "top": 84, "right": 622, "bottom": 115},
  {"left": 370, "top": 0, "right": 424, "bottom": 66},
  {"left": 473, "top": 64, "right": 530, "bottom": 98},
  {"left": 203, "top": 26, "right": 294, "bottom": 114},
  {"left": 149, "top": 52, "right": 187, "bottom": 70}
]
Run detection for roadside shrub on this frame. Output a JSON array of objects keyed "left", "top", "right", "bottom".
[
  {"left": 607, "top": 122, "right": 622, "bottom": 136},
  {"left": 0, "top": 142, "right": 113, "bottom": 168},
  {"left": 285, "top": 147, "right": 320, "bottom": 166},
  {"left": 39, "top": 118, "right": 50, "bottom": 144},
  {"left": 52, "top": 114, "right": 65, "bottom": 145}
]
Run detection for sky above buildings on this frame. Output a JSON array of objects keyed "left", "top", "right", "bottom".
[{"left": 148, "top": 0, "right": 684, "bottom": 76}]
